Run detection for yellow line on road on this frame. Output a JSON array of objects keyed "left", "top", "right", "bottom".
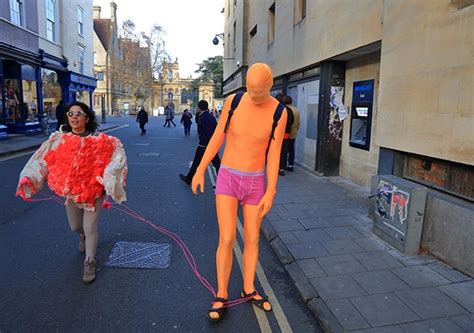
[{"left": 207, "top": 166, "right": 293, "bottom": 333}]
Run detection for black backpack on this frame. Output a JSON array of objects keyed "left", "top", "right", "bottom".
[{"left": 224, "top": 92, "right": 289, "bottom": 144}]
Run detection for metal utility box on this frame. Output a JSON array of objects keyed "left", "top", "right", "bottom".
[{"left": 369, "top": 175, "right": 427, "bottom": 255}]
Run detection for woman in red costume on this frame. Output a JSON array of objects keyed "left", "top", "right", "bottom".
[
  {"left": 16, "top": 102, "right": 127, "bottom": 284},
  {"left": 192, "top": 63, "right": 287, "bottom": 321}
]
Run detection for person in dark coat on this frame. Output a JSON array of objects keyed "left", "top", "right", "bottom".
[
  {"left": 179, "top": 100, "right": 220, "bottom": 185},
  {"left": 55, "top": 100, "right": 66, "bottom": 131},
  {"left": 180, "top": 109, "right": 193, "bottom": 136},
  {"left": 136, "top": 106, "right": 148, "bottom": 135}
]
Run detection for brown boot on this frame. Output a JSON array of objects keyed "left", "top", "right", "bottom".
[
  {"left": 79, "top": 234, "right": 85, "bottom": 253},
  {"left": 83, "top": 258, "right": 96, "bottom": 284}
]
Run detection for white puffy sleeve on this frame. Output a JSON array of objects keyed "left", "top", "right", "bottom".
[
  {"left": 102, "top": 139, "right": 128, "bottom": 203},
  {"left": 16, "top": 132, "right": 62, "bottom": 199}
]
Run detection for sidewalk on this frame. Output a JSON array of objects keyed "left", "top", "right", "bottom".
[
  {"left": 0, "top": 120, "right": 123, "bottom": 158},
  {"left": 263, "top": 167, "right": 474, "bottom": 332}
]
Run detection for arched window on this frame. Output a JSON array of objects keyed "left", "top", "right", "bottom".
[{"left": 168, "top": 91, "right": 174, "bottom": 99}]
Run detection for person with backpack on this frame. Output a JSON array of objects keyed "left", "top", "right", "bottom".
[
  {"left": 179, "top": 100, "right": 220, "bottom": 185},
  {"left": 283, "top": 96, "right": 300, "bottom": 171},
  {"left": 191, "top": 63, "right": 287, "bottom": 322}
]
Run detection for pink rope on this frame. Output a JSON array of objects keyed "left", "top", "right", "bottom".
[{"left": 23, "top": 194, "right": 254, "bottom": 308}]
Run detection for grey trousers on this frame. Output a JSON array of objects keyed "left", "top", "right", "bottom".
[{"left": 65, "top": 196, "right": 104, "bottom": 260}]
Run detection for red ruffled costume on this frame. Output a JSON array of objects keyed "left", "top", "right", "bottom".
[
  {"left": 44, "top": 133, "right": 117, "bottom": 207},
  {"left": 16, "top": 131, "right": 127, "bottom": 211}
]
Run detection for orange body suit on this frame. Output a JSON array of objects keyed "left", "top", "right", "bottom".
[{"left": 192, "top": 63, "right": 287, "bottom": 317}]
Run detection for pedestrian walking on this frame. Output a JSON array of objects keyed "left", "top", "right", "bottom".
[
  {"left": 180, "top": 108, "right": 193, "bottom": 136},
  {"left": 136, "top": 106, "right": 149, "bottom": 136},
  {"left": 192, "top": 63, "right": 287, "bottom": 321},
  {"left": 55, "top": 100, "right": 66, "bottom": 131},
  {"left": 274, "top": 94, "right": 294, "bottom": 176},
  {"left": 283, "top": 96, "right": 300, "bottom": 171},
  {"left": 179, "top": 100, "right": 220, "bottom": 185},
  {"left": 16, "top": 101, "right": 128, "bottom": 284}
]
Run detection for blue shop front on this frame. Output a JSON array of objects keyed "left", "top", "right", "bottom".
[{"left": 0, "top": 45, "right": 95, "bottom": 139}]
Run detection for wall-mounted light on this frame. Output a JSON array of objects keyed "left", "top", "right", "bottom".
[{"left": 212, "top": 33, "right": 224, "bottom": 46}]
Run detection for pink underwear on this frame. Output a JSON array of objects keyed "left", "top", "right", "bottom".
[{"left": 215, "top": 165, "right": 266, "bottom": 206}]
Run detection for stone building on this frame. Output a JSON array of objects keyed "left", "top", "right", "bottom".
[
  {"left": 152, "top": 58, "right": 215, "bottom": 114},
  {"left": 0, "top": 0, "right": 95, "bottom": 137},
  {"left": 224, "top": 0, "right": 473, "bottom": 275}
]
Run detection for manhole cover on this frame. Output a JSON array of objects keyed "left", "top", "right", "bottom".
[{"left": 105, "top": 241, "right": 172, "bottom": 269}]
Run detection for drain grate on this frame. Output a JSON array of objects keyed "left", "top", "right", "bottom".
[{"left": 105, "top": 241, "right": 172, "bottom": 269}]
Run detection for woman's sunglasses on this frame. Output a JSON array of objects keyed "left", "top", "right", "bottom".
[{"left": 67, "top": 111, "right": 87, "bottom": 118}]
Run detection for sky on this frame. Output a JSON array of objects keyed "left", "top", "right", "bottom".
[{"left": 93, "top": 0, "right": 225, "bottom": 78}]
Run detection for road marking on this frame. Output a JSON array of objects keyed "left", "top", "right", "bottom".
[
  {"left": 207, "top": 167, "right": 293, "bottom": 333},
  {"left": 102, "top": 124, "right": 129, "bottom": 133}
]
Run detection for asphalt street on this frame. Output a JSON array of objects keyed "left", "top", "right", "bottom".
[{"left": 0, "top": 116, "right": 322, "bottom": 332}]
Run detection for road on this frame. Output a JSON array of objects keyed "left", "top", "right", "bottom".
[{"left": 0, "top": 116, "right": 321, "bottom": 332}]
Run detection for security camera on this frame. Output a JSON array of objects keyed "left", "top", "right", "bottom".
[
  {"left": 212, "top": 37, "right": 219, "bottom": 45},
  {"left": 236, "top": 61, "right": 240, "bottom": 67}
]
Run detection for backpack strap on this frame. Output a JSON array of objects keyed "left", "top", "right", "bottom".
[
  {"left": 270, "top": 102, "right": 286, "bottom": 140},
  {"left": 224, "top": 92, "right": 244, "bottom": 134}
]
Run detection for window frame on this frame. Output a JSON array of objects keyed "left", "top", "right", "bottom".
[
  {"left": 77, "top": 5, "right": 84, "bottom": 36},
  {"left": 294, "top": 0, "right": 306, "bottom": 25},
  {"left": 45, "top": 0, "right": 56, "bottom": 42},
  {"left": 10, "top": 0, "right": 23, "bottom": 26},
  {"left": 268, "top": 2, "right": 275, "bottom": 46},
  {"left": 77, "top": 45, "right": 85, "bottom": 74}
]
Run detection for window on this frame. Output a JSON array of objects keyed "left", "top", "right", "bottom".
[
  {"left": 78, "top": 6, "right": 84, "bottom": 35},
  {"left": 96, "top": 72, "right": 104, "bottom": 80},
  {"left": 77, "top": 46, "right": 85, "bottom": 74},
  {"left": 349, "top": 80, "right": 374, "bottom": 150},
  {"left": 46, "top": 0, "right": 55, "bottom": 42},
  {"left": 249, "top": 24, "right": 257, "bottom": 37},
  {"left": 294, "top": 0, "right": 306, "bottom": 25},
  {"left": 10, "top": 0, "right": 23, "bottom": 26},
  {"left": 268, "top": 3, "right": 275, "bottom": 45}
]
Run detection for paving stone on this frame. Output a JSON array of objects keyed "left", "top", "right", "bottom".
[
  {"left": 265, "top": 211, "right": 281, "bottom": 221},
  {"left": 287, "top": 241, "right": 330, "bottom": 259},
  {"left": 326, "top": 299, "right": 370, "bottom": 330},
  {"left": 350, "top": 293, "right": 420, "bottom": 326},
  {"left": 391, "top": 265, "right": 451, "bottom": 288},
  {"left": 354, "top": 251, "right": 404, "bottom": 270},
  {"left": 398, "top": 318, "right": 465, "bottom": 333},
  {"left": 324, "top": 226, "right": 364, "bottom": 240},
  {"left": 396, "top": 288, "right": 467, "bottom": 319},
  {"left": 352, "top": 270, "right": 410, "bottom": 294},
  {"left": 427, "top": 262, "right": 472, "bottom": 283},
  {"left": 296, "top": 259, "right": 327, "bottom": 278},
  {"left": 355, "top": 237, "right": 390, "bottom": 251},
  {"left": 278, "top": 208, "right": 311, "bottom": 219},
  {"left": 439, "top": 281, "right": 474, "bottom": 312},
  {"left": 306, "top": 208, "right": 346, "bottom": 218},
  {"left": 386, "top": 250, "right": 437, "bottom": 266},
  {"left": 317, "top": 254, "right": 367, "bottom": 276},
  {"left": 310, "top": 275, "right": 367, "bottom": 300},
  {"left": 450, "top": 314, "right": 474, "bottom": 332},
  {"left": 285, "top": 262, "right": 317, "bottom": 302},
  {"left": 293, "top": 229, "right": 333, "bottom": 243},
  {"left": 321, "top": 239, "right": 365, "bottom": 255},
  {"left": 298, "top": 215, "right": 361, "bottom": 230},
  {"left": 279, "top": 231, "right": 299, "bottom": 245},
  {"left": 269, "top": 219, "right": 305, "bottom": 232},
  {"left": 351, "top": 326, "right": 403, "bottom": 333}
]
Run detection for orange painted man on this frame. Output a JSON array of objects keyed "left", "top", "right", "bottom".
[{"left": 192, "top": 63, "right": 287, "bottom": 321}]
